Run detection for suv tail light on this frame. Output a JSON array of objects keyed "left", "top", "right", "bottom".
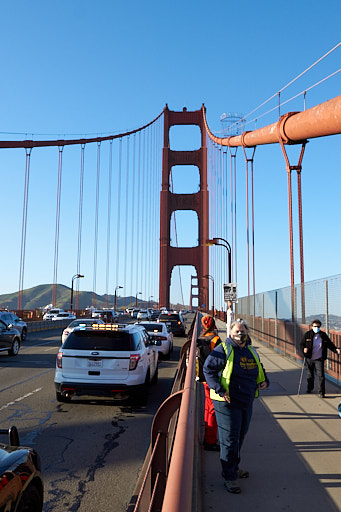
[
  {"left": 56, "top": 352, "right": 63, "bottom": 368},
  {"left": 129, "top": 354, "right": 141, "bottom": 370}
]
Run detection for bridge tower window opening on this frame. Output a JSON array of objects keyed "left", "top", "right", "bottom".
[
  {"left": 170, "top": 211, "right": 198, "bottom": 248},
  {"left": 169, "top": 124, "right": 201, "bottom": 151},
  {"left": 170, "top": 165, "right": 200, "bottom": 194},
  {"left": 169, "top": 265, "right": 197, "bottom": 310}
]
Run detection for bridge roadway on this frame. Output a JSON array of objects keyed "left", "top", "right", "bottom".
[{"left": 197, "top": 318, "right": 341, "bottom": 512}]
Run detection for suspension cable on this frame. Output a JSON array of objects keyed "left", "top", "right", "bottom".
[
  {"left": 105, "top": 141, "right": 113, "bottom": 308},
  {"left": 76, "top": 144, "right": 85, "bottom": 310},
  {"left": 17, "top": 148, "right": 32, "bottom": 310},
  {"left": 123, "top": 136, "right": 130, "bottom": 308},
  {"left": 52, "top": 146, "right": 64, "bottom": 306},
  {"left": 92, "top": 142, "right": 101, "bottom": 307}
]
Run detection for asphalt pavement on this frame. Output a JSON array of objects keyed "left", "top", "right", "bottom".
[{"left": 197, "top": 318, "right": 341, "bottom": 512}]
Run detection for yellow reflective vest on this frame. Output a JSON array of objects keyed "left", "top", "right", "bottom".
[{"left": 210, "top": 342, "right": 266, "bottom": 401}]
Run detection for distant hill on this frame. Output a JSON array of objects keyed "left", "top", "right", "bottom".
[{"left": 0, "top": 284, "right": 144, "bottom": 311}]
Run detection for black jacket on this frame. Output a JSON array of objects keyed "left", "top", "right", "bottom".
[{"left": 300, "top": 329, "right": 338, "bottom": 360}]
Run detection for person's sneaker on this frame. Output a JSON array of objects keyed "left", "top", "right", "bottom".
[
  {"left": 224, "top": 480, "right": 241, "bottom": 493},
  {"left": 237, "top": 469, "right": 249, "bottom": 479},
  {"left": 319, "top": 393, "right": 325, "bottom": 398},
  {"left": 203, "top": 441, "right": 220, "bottom": 452}
]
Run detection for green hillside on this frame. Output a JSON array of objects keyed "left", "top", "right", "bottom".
[{"left": 0, "top": 284, "right": 140, "bottom": 311}]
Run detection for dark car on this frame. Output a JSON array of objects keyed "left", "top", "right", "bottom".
[
  {"left": 0, "top": 311, "right": 27, "bottom": 341},
  {"left": 158, "top": 312, "right": 186, "bottom": 337},
  {"left": 0, "top": 320, "right": 21, "bottom": 356},
  {"left": 0, "top": 426, "right": 44, "bottom": 511}
]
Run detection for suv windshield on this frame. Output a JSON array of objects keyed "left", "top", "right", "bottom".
[{"left": 63, "top": 330, "right": 141, "bottom": 351}]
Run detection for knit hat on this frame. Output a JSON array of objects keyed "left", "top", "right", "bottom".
[{"left": 201, "top": 315, "right": 216, "bottom": 331}]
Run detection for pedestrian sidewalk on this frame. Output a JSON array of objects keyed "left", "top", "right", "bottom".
[{"left": 198, "top": 319, "right": 341, "bottom": 512}]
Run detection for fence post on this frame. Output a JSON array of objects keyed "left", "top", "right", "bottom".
[
  {"left": 325, "top": 279, "right": 329, "bottom": 336},
  {"left": 275, "top": 291, "right": 278, "bottom": 346},
  {"left": 262, "top": 293, "right": 264, "bottom": 342}
]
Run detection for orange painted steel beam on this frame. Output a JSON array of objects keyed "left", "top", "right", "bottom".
[{"left": 203, "top": 94, "right": 341, "bottom": 147}]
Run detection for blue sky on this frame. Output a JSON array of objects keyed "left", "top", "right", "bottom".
[{"left": 1, "top": 0, "right": 340, "bottom": 308}]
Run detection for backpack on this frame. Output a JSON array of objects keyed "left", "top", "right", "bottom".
[{"left": 195, "top": 333, "right": 220, "bottom": 382}]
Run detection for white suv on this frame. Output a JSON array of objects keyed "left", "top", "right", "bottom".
[{"left": 54, "top": 323, "right": 158, "bottom": 404}]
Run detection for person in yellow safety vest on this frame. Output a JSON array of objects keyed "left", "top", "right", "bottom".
[{"left": 203, "top": 320, "right": 269, "bottom": 495}]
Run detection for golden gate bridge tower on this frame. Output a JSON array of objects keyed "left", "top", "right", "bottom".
[{"left": 159, "top": 106, "right": 209, "bottom": 310}]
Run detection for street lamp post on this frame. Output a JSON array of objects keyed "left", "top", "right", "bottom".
[
  {"left": 114, "top": 286, "right": 123, "bottom": 311},
  {"left": 136, "top": 292, "right": 142, "bottom": 308},
  {"left": 70, "top": 274, "right": 84, "bottom": 312},
  {"left": 148, "top": 295, "right": 153, "bottom": 308},
  {"left": 203, "top": 275, "right": 214, "bottom": 317},
  {"left": 206, "top": 237, "right": 232, "bottom": 284}
]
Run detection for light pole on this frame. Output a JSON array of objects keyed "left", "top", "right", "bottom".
[
  {"left": 70, "top": 274, "right": 84, "bottom": 312},
  {"left": 206, "top": 237, "right": 232, "bottom": 284},
  {"left": 203, "top": 274, "right": 214, "bottom": 317},
  {"left": 136, "top": 292, "right": 142, "bottom": 308},
  {"left": 114, "top": 286, "right": 123, "bottom": 311},
  {"left": 148, "top": 295, "right": 153, "bottom": 308}
]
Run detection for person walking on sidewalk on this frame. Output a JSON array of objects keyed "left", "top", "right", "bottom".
[
  {"left": 203, "top": 320, "right": 269, "bottom": 494},
  {"left": 300, "top": 319, "right": 340, "bottom": 398},
  {"left": 196, "top": 315, "right": 222, "bottom": 451}
]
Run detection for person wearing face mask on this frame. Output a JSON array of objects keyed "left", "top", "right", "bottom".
[
  {"left": 203, "top": 320, "right": 269, "bottom": 494},
  {"left": 300, "top": 319, "right": 340, "bottom": 398}
]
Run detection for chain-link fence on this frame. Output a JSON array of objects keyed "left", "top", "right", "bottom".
[{"left": 235, "top": 274, "right": 341, "bottom": 386}]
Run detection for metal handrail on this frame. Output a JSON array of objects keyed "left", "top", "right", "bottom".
[{"left": 130, "top": 313, "right": 199, "bottom": 512}]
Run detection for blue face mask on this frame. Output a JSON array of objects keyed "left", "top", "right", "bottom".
[{"left": 312, "top": 326, "right": 320, "bottom": 334}]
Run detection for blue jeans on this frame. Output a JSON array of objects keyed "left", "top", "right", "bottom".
[{"left": 213, "top": 400, "right": 253, "bottom": 480}]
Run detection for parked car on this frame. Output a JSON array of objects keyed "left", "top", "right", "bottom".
[
  {"left": 0, "top": 319, "right": 21, "bottom": 356},
  {"left": 43, "top": 308, "right": 65, "bottom": 320},
  {"left": 136, "top": 321, "right": 173, "bottom": 358},
  {"left": 0, "top": 426, "right": 44, "bottom": 511},
  {"left": 54, "top": 323, "right": 159, "bottom": 404},
  {"left": 61, "top": 318, "right": 105, "bottom": 344},
  {"left": 0, "top": 311, "right": 28, "bottom": 341},
  {"left": 51, "top": 312, "right": 76, "bottom": 321},
  {"left": 158, "top": 312, "right": 186, "bottom": 337},
  {"left": 137, "top": 309, "right": 151, "bottom": 320}
]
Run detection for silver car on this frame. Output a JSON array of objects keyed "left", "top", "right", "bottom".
[{"left": 0, "top": 311, "right": 27, "bottom": 341}]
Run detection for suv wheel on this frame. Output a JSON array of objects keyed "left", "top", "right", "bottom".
[
  {"left": 8, "top": 338, "right": 20, "bottom": 356},
  {"left": 151, "top": 366, "right": 158, "bottom": 385},
  {"left": 16, "top": 483, "right": 43, "bottom": 512}
]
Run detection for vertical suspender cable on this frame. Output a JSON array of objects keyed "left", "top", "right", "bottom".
[
  {"left": 131, "top": 134, "right": 136, "bottom": 300},
  {"left": 123, "top": 137, "right": 130, "bottom": 308},
  {"left": 17, "top": 148, "right": 32, "bottom": 311},
  {"left": 105, "top": 141, "right": 113, "bottom": 308},
  {"left": 115, "top": 139, "right": 123, "bottom": 297},
  {"left": 141, "top": 130, "right": 146, "bottom": 298},
  {"left": 136, "top": 133, "right": 141, "bottom": 297},
  {"left": 76, "top": 144, "right": 85, "bottom": 310},
  {"left": 92, "top": 142, "right": 101, "bottom": 307},
  {"left": 245, "top": 155, "right": 250, "bottom": 297},
  {"left": 52, "top": 146, "right": 63, "bottom": 306},
  {"left": 146, "top": 127, "right": 152, "bottom": 302}
]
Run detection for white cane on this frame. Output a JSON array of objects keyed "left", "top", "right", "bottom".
[{"left": 297, "top": 357, "right": 306, "bottom": 396}]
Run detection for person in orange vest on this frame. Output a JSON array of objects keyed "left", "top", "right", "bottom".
[{"left": 196, "top": 315, "right": 222, "bottom": 451}]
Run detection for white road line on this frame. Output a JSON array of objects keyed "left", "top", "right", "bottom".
[{"left": 0, "top": 387, "right": 43, "bottom": 411}]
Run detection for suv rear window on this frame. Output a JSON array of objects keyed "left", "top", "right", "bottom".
[
  {"left": 159, "top": 314, "right": 181, "bottom": 322},
  {"left": 141, "top": 323, "right": 163, "bottom": 332},
  {"left": 63, "top": 330, "right": 140, "bottom": 351}
]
